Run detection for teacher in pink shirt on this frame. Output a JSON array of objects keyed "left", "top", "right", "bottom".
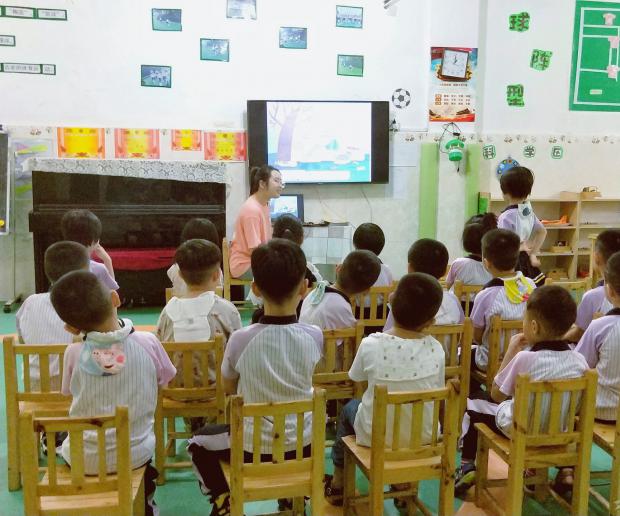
[{"left": 229, "top": 165, "right": 284, "bottom": 279}]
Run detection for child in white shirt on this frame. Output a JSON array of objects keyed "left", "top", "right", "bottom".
[{"left": 325, "top": 273, "right": 445, "bottom": 506}]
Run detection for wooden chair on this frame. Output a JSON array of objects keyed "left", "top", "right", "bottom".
[
  {"left": 342, "top": 381, "right": 459, "bottom": 516},
  {"left": 475, "top": 370, "right": 598, "bottom": 516},
  {"left": 471, "top": 316, "right": 523, "bottom": 391},
  {"left": 544, "top": 277, "right": 591, "bottom": 304},
  {"left": 222, "top": 238, "right": 252, "bottom": 303},
  {"left": 313, "top": 324, "right": 364, "bottom": 422},
  {"left": 154, "top": 335, "right": 225, "bottom": 484},
  {"left": 351, "top": 283, "right": 396, "bottom": 331},
  {"left": 3, "top": 336, "right": 70, "bottom": 491},
  {"left": 223, "top": 389, "right": 327, "bottom": 516},
  {"left": 589, "top": 233, "right": 600, "bottom": 286},
  {"left": 453, "top": 281, "right": 484, "bottom": 317},
  {"left": 424, "top": 318, "right": 473, "bottom": 419},
  {"left": 20, "top": 406, "right": 146, "bottom": 516},
  {"left": 165, "top": 286, "right": 225, "bottom": 304},
  {"left": 439, "top": 264, "right": 451, "bottom": 289},
  {"left": 589, "top": 401, "right": 620, "bottom": 515}
]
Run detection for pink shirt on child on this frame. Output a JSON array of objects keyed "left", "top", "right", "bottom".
[{"left": 229, "top": 196, "right": 272, "bottom": 278}]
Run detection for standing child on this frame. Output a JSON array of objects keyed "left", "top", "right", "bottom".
[
  {"left": 299, "top": 250, "right": 381, "bottom": 331},
  {"left": 455, "top": 286, "right": 588, "bottom": 496},
  {"left": 61, "top": 209, "right": 119, "bottom": 290},
  {"left": 497, "top": 166, "right": 547, "bottom": 286},
  {"left": 445, "top": 213, "right": 496, "bottom": 294},
  {"left": 384, "top": 238, "right": 464, "bottom": 331},
  {"left": 187, "top": 239, "right": 323, "bottom": 516},
  {"left": 565, "top": 229, "right": 620, "bottom": 342},
  {"left": 167, "top": 218, "right": 221, "bottom": 297},
  {"left": 51, "top": 271, "right": 176, "bottom": 516},
  {"left": 325, "top": 273, "right": 445, "bottom": 506},
  {"left": 575, "top": 251, "right": 620, "bottom": 422},
  {"left": 470, "top": 229, "right": 535, "bottom": 379}
]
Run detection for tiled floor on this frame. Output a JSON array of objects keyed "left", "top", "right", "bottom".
[{"left": 0, "top": 306, "right": 613, "bottom": 515}]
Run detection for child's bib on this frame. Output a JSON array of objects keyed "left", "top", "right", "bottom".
[{"left": 165, "top": 292, "right": 215, "bottom": 342}]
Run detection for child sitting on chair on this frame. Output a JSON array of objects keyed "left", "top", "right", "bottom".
[
  {"left": 61, "top": 209, "right": 119, "bottom": 291},
  {"left": 325, "top": 273, "right": 445, "bottom": 506},
  {"left": 51, "top": 270, "right": 176, "bottom": 516},
  {"left": 300, "top": 249, "right": 381, "bottom": 331},
  {"left": 187, "top": 238, "right": 323, "bottom": 516},
  {"left": 565, "top": 229, "right": 620, "bottom": 342},
  {"left": 445, "top": 213, "right": 497, "bottom": 307},
  {"left": 384, "top": 238, "right": 464, "bottom": 331},
  {"left": 469, "top": 229, "right": 535, "bottom": 384},
  {"left": 575, "top": 251, "right": 620, "bottom": 422},
  {"left": 157, "top": 239, "right": 241, "bottom": 429},
  {"left": 168, "top": 218, "right": 222, "bottom": 297},
  {"left": 455, "top": 286, "right": 588, "bottom": 496}
]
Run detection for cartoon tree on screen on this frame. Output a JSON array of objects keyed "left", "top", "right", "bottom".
[{"left": 268, "top": 104, "right": 302, "bottom": 163}]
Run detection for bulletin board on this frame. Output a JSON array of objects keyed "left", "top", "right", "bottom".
[{"left": 569, "top": 0, "right": 620, "bottom": 111}]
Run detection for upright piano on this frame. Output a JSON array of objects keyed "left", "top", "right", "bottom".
[{"left": 28, "top": 161, "right": 227, "bottom": 305}]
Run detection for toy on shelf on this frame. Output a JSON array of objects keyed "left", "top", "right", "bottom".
[
  {"left": 581, "top": 186, "right": 601, "bottom": 199},
  {"left": 541, "top": 215, "right": 570, "bottom": 227}
]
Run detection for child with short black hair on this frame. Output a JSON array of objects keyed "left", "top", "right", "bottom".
[
  {"left": 384, "top": 238, "right": 464, "bottom": 331},
  {"left": 497, "top": 166, "right": 547, "bottom": 286},
  {"left": 325, "top": 273, "right": 445, "bottom": 506},
  {"left": 566, "top": 229, "right": 620, "bottom": 342},
  {"left": 446, "top": 213, "right": 497, "bottom": 292},
  {"left": 168, "top": 218, "right": 221, "bottom": 297},
  {"left": 469, "top": 229, "right": 535, "bottom": 376},
  {"left": 52, "top": 270, "right": 176, "bottom": 516},
  {"left": 157, "top": 239, "right": 241, "bottom": 405},
  {"left": 575, "top": 251, "right": 620, "bottom": 422},
  {"left": 455, "top": 286, "right": 588, "bottom": 496},
  {"left": 16, "top": 241, "right": 89, "bottom": 392},
  {"left": 61, "top": 209, "right": 118, "bottom": 290},
  {"left": 299, "top": 249, "right": 381, "bottom": 331},
  {"left": 188, "top": 238, "right": 323, "bottom": 515}
]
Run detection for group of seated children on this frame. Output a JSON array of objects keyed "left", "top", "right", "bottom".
[{"left": 21, "top": 162, "right": 620, "bottom": 515}]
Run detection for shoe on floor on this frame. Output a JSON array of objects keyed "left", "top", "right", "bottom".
[{"left": 454, "top": 462, "right": 476, "bottom": 497}]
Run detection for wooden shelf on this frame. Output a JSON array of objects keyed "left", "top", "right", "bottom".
[
  {"left": 539, "top": 252, "right": 573, "bottom": 257},
  {"left": 581, "top": 198, "right": 620, "bottom": 202},
  {"left": 580, "top": 224, "right": 620, "bottom": 229},
  {"left": 542, "top": 225, "right": 575, "bottom": 230}
]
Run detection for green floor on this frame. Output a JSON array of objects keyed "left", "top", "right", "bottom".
[{"left": 0, "top": 306, "right": 614, "bottom": 515}]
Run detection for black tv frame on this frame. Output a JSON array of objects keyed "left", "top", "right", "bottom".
[
  {"left": 247, "top": 99, "right": 389, "bottom": 185},
  {"left": 269, "top": 193, "right": 304, "bottom": 223}
]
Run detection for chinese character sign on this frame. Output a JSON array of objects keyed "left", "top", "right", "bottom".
[
  {"left": 114, "top": 129, "right": 160, "bottom": 159},
  {"left": 509, "top": 12, "right": 530, "bottom": 32},
  {"left": 57, "top": 128, "right": 105, "bottom": 158},
  {"left": 482, "top": 145, "right": 496, "bottom": 160},
  {"left": 523, "top": 145, "right": 536, "bottom": 158},
  {"left": 551, "top": 146, "right": 564, "bottom": 159},
  {"left": 204, "top": 132, "right": 247, "bottom": 161},
  {"left": 171, "top": 130, "right": 202, "bottom": 151},
  {"left": 531, "top": 49, "right": 553, "bottom": 71},
  {"left": 507, "top": 84, "right": 525, "bottom": 107}
]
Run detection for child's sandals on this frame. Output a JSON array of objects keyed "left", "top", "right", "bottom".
[{"left": 323, "top": 474, "right": 344, "bottom": 506}]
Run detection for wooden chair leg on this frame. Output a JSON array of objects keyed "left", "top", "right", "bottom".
[
  {"left": 292, "top": 497, "right": 304, "bottom": 515},
  {"left": 154, "top": 406, "right": 165, "bottom": 486},
  {"left": 438, "top": 464, "right": 455, "bottom": 516},
  {"left": 343, "top": 450, "right": 356, "bottom": 516},
  {"left": 505, "top": 454, "right": 525, "bottom": 516},
  {"left": 573, "top": 457, "right": 593, "bottom": 515},
  {"left": 6, "top": 409, "right": 20, "bottom": 491},
  {"left": 533, "top": 468, "right": 548, "bottom": 503},
  {"left": 611, "top": 451, "right": 620, "bottom": 516},
  {"left": 133, "top": 475, "right": 146, "bottom": 516},
  {"left": 166, "top": 417, "right": 176, "bottom": 457},
  {"left": 475, "top": 436, "right": 489, "bottom": 507},
  {"left": 368, "top": 472, "right": 384, "bottom": 516}
]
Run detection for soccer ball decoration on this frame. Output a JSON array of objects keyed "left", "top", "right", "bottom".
[
  {"left": 392, "top": 88, "right": 411, "bottom": 109},
  {"left": 496, "top": 157, "right": 520, "bottom": 180}
]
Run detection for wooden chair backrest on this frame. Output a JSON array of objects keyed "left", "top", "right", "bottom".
[
  {"left": 544, "top": 277, "right": 591, "bottom": 304},
  {"left": 512, "top": 370, "right": 597, "bottom": 448},
  {"left": 160, "top": 335, "right": 225, "bottom": 407},
  {"left": 370, "top": 381, "right": 458, "bottom": 465},
  {"left": 589, "top": 234, "right": 599, "bottom": 286},
  {"left": 486, "top": 316, "right": 524, "bottom": 387},
  {"left": 453, "top": 281, "right": 484, "bottom": 317},
  {"left": 229, "top": 389, "right": 326, "bottom": 498},
  {"left": 166, "top": 286, "right": 224, "bottom": 304},
  {"left": 3, "top": 336, "right": 67, "bottom": 400},
  {"left": 313, "top": 324, "right": 364, "bottom": 397},
  {"left": 424, "top": 319, "right": 473, "bottom": 417},
  {"left": 438, "top": 264, "right": 451, "bottom": 289},
  {"left": 351, "top": 284, "right": 396, "bottom": 327},
  {"left": 20, "top": 406, "right": 132, "bottom": 515}
]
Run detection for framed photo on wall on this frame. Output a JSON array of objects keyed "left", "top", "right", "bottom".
[
  {"left": 337, "top": 54, "right": 364, "bottom": 77},
  {"left": 336, "top": 5, "right": 363, "bottom": 28},
  {"left": 200, "top": 39, "right": 230, "bottom": 62},
  {"left": 152, "top": 9, "right": 182, "bottom": 31},
  {"left": 279, "top": 27, "right": 307, "bottom": 49},
  {"left": 140, "top": 65, "right": 172, "bottom": 88},
  {"left": 226, "top": 0, "right": 256, "bottom": 20}
]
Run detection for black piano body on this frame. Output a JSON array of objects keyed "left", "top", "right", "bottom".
[{"left": 29, "top": 170, "right": 226, "bottom": 305}]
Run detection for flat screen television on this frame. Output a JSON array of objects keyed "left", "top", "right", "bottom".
[
  {"left": 247, "top": 100, "right": 389, "bottom": 184},
  {"left": 269, "top": 194, "right": 304, "bottom": 222}
]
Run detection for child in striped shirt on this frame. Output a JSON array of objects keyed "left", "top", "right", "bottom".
[
  {"left": 188, "top": 239, "right": 323, "bottom": 516},
  {"left": 16, "top": 241, "right": 90, "bottom": 392},
  {"left": 61, "top": 209, "right": 119, "bottom": 291},
  {"left": 575, "top": 251, "right": 620, "bottom": 422},
  {"left": 51, "top": 270, "right": 176, "bottom": 516},
  {"left": 456, "top": 286, "right": 588, "bottom": 496},
  {"left": 566, "top": 229, "right": 620, "bottom": 343}
]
